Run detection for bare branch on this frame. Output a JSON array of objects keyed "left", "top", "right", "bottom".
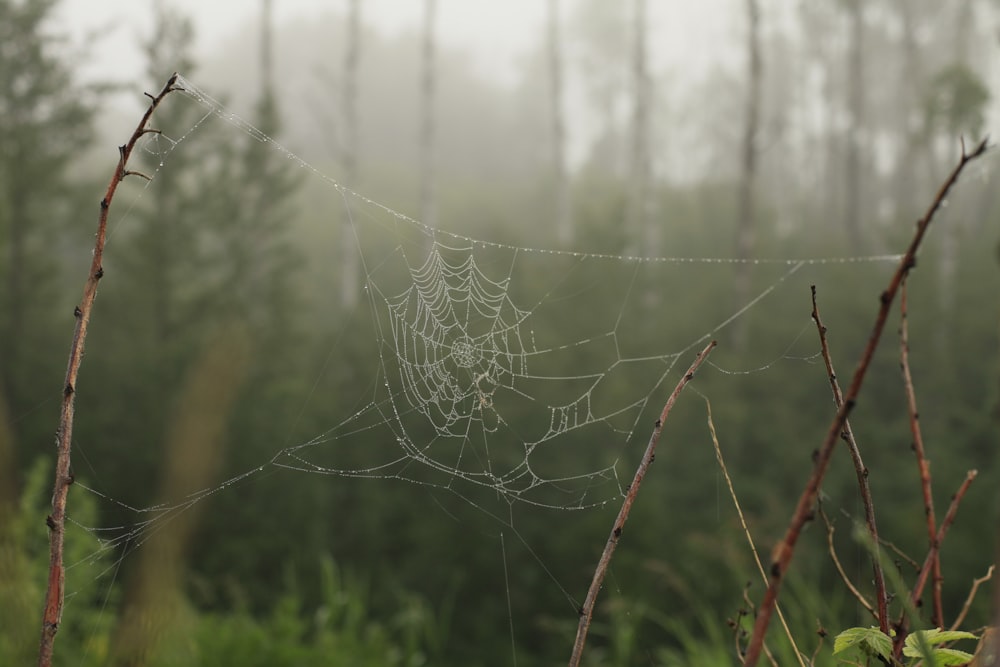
[
  {"left": 37, "top": 73, "right": 181, "bottom": 667},
  {"left": 818, "top": 503, "right": 875, "bottom": 619},
  {"left": 705, "top": 397, "right": 806, "bottom": 666},
  {"left": 568, "top": 340, "right": 716, "bottom": 667},
  {"left": 811, "top": 285, "right": 889, "bottom": 631},
  {"left": 741, "top": 137, "right": 990, "bottom": 667},
  {"left": 893, "top": 470, "right": 978, "bottom": 658},
  {"left": 899, "top": 277, "right": 943, "bottom": 626},
  {"left": 949, "top": 565, "right": 994, "bottom": 632}
]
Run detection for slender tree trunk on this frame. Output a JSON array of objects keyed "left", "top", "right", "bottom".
[
  {"left": 547, "top": 0, "right": 571, "bottom": 245},
  {"left": 261, "top": 0, "right": 274, "bottom": 96},
  {"left": 419, "top": 0, "right": 437, "bottom": 232},
  {"left": 732, "top": 0, "right": 761, "bottom": 351},
  {"left": 843, "top": 0, "right": 865, "bottom": 253},
  {"left": 340, "top": 0, "right": 361, "bottom": 308},
  {"left": 624, "top": 0, "right": 651, "bottom": 258},
  {"left": 936, "top": 1, "right": 976, "bottom": 342}
]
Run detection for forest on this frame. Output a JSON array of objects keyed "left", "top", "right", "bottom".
[{"left": 1, "top": 0, "right": 998, "bottom": 665}]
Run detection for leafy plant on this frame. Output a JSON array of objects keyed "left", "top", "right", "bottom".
[{"left": 833, "top": 626, "right": 977, "bottom": 666}]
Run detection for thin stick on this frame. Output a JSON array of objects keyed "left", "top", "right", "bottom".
[
  {"left": 37, "top": 73, "right": 181, "bottom": 667},
  {"left": 948, "top": 565, "right": 993, "bottom": 632},
  {"left": 892, "top": 470, "right": 978, "bottom": 659},
  {"left": 811, "top": 285, "right": 889, "bottom": 631},
  {"left": 704, "top": 397, "right": 806, "bottom": 667},
  {"left": 818, "top": 503, "right": 875, "bottom": 619},
  {"left": 741, "top": 137, "right": 990, "bottom": 667},
  {"left": 568, "top": 340, "right": 716, "bottom": 667},
  {"left": 899, "top": 278, "right": 943, "bottom": 626}
]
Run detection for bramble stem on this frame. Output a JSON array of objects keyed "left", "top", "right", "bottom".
[
  {"left": 741, "top": 137, "right": 989, "bottom": 667},
  {"left": 811, "top": 286, "right": 889, "bottom": 632}
]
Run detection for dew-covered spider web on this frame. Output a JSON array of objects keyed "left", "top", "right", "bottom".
[
  {"left": 59, "top": 74, "right": 918, "bottom": 659},
  {"left": 72, "top": 71, "right": 909, "bottom": 549}
]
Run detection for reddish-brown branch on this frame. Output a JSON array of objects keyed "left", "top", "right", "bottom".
[
  {"left": 892, "top": 470, "right": 978, "bottom": 659},
  {"left": 741, "top": 137, "right": 989, "bottom": 667},
  {"left": 899, "top": 278, "right": 942, "bottom": 626},
  {"left": 37, "top": 73, "right": 181, "bottom": 667},
  {"left": 568, "top": 340, "right": 716, "bottom": 667},
  {"left": 811, "top": 285, "right": 889, "bottom": 632}
]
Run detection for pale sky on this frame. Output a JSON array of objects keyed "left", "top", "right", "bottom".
[{"left": 56, "top": 0, "right": 735, "bottom": 98}]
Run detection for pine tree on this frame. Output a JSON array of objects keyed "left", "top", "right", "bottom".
[{"left": 0, "top": 0, "right": 96, "bottom": 454}]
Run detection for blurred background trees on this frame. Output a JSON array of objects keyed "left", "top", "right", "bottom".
[{"left": 0, "top": 0, "right": 996, "bottom": 665}]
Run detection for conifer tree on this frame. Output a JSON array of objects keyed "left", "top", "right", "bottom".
[{"left": 0, "top": 0, "right": 96, "bottom": 449}]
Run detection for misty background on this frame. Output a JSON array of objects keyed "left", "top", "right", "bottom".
[{"left": 1, "top": 0, "right": 998, "bottom": 665}]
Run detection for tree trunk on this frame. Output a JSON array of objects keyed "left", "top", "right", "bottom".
[
  {"left": 843, "top": 0, "right": 865, "bottom": 252},
  {"left": 624, "top": 0, "right": 651, "bottom": 258},
  {"left": 547, "top": 0, "right": 571, "bottom": 245},
  {"left": 340, "top": 0, "right": 361, "bottom": 308},
  {"left": 732, "top": 0, "right": 761, "bottom": 351},
  {"left": 419, "top": 0, "right": 437, "bottom": 233}
]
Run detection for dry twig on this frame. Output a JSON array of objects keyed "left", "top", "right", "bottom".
[
  {"left": 704, "top": 397, "right": 806, "bottom": 666},
  {"left": 818, "top": 503, "right": 875, "bottom": 619},
  {"left": 892, "top": 469, "right": 978, "bottom": 658},
  {"left": 899, "top": 277, "right": 943, "bottom": 627},
  {"left": 568, "top": 340, "right": 716, "bottom": 667},
  {"left": 949, "top": 565, "right": 994, "bottom": 632},
  {"left": 741, "top": 137, "right": 990, "bottom": 667},
  {"left": 37, "top": 74, "right": 182, "bottom": 667},
  {"left": 811, "top": 285, "right": 889, "bottom": 631}
]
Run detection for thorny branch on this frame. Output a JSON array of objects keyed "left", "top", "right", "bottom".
[
  {"left": 37, "top": 73, "right": 182, "bottom": 667},
  {"left": 568, "top": 340, "right": 716, "bottom": 667},
  {"left": 741, "top": 136, "right": 990, "bottom": 667},
  {"left": 892, "top": 469, "right": 978, "bottom": 659},
  {"left": 811, "top": 285, "right": 889, "bottom": 632},
  {"left": 898, "top": 278, "right": 942, "bottom": 627}
]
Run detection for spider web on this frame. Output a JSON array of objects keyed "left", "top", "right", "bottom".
[
  {"left": 75, "top": 73, "right": 906, "bottom": 520},
  {"left": 64, "top": 75, "right": 909, "bottom": 623}
]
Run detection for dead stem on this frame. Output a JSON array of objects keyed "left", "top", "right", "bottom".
[
  {"left": 741, "top": 137, "right": 990, "bottom": 667},
  {"left": 704, "top": 397, "right": 806, "bottom": 667},
  {"left": 37, "top": 73, "right": 182, "bottom": 667},
  {"left": 949, "top": 565, "right": 994, "bottom": 632},
  {"left": 892, "top": 470, "right": 978, "bottom": 659},
  {"left": 568, "top": 340, "right": 716, "bottom": 667},
  {"left": 818, "top": 503, "right": 875, "bottom": 619},
  {"left": 899, "top": 277, "right": 943, "bottom": 626},
  {"left": 811, "top": 285, "right": 889, "bottom": 631}
]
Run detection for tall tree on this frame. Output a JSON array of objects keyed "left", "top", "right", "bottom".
[
  {"left": 0, "top": 0, "right": 95, "bottom": 444},
  {"left": 547, "top": 0, "right": 571, "bottom": 245},
  {"left": 93, "top": 2, "right": 303, "bottom": 637},
  {"left": 732, "top": 0, "right": 762, "bottom": 350},
  {"left": 419, "top": 0, "right": 437, "bottom": 230},
  {"left": 843, "top": 0, "right": 866, "bottom": 252},
  {"left": 340, "top": 0, "right": 361, "bottom": 308},
  {"left": 624, "top": 0, "right": 652, "bottom": 257}
]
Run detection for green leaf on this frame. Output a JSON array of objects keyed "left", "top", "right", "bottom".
[
  {"left": 903, "top": 629, "right": 977, "bottom": 665},
  {"left": 833, "top": 627, "right": 892, "bottom": 660}
]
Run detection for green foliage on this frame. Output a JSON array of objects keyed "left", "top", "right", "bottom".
[
  {"left": 833, "top": 626, "right": 893, "bottom": 662},
  {"left": 0, "top": 459, "right": 116, "bottom": 666},
  {"left": 0, "top": 0, "right": 98, "bottom": 455},
  {"left": 834, "top": 626, "right": 977, "bottom": 666}
]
